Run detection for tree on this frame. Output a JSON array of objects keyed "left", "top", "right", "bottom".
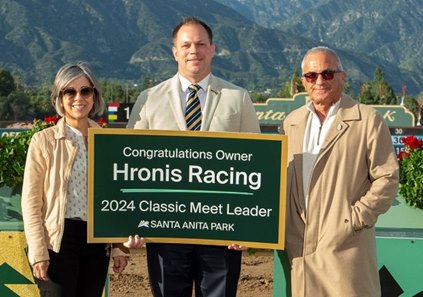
[
  {"left": 101, "top": 80, "right": 125, "bottom": 103},
  {"left": 359, "top": 83, "right": 376, "bottom": 104},
  {"left": 403, "top": 95, "right": 418, "bottom": 112},
  {"left": 249, "top": 91, "right": 268, "bottom": 103},
  {"left": 126, "top": 82, "right": 142, "bottom": 103},
  {"left": 0, "top": 68, "right": 16, "bottom": 97},
  {"left": 8, "top": 91, "right": 32, "bottom": 120},
  {"left": 29, "top": 85, "right": 56, "bottom": 119},
  {"left": 140, "top": 77, "right": 154, "bottom": 92},
  {"left": 277, "top": 71, "right": 304, "bottom": 98},
  {"left": 358, "top": 68, "right": 397, "bottom": 104},
  {"left": 0, "top": 91, "right": 31, "bottom": 120},
  {"left": 370, "top": 68, "right": 396, "bottom": 104}
]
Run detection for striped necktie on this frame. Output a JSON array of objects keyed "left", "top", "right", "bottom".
[{"left": 185, "top": 84, "right": 202, "bottom": 130}]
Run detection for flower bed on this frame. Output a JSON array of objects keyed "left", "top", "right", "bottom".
[
  {"left": 0, "top": 116, "right": 107, "bottom": 189},
  {"left": 397, "top": 135, "right": 423, "bottom": 209}
]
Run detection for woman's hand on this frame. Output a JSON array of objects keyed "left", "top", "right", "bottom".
[
  {"left": 123, "top": 235, "right": 144, "bottom": 249},
  {"left": 112, "top": 256, "right": 128, "bottom": 273},
  {"left": 227, "top": 243, "right": 248, "bottom": 251},
  {"left": 32, "top": 260, "right": 49, "bottom": 281}
]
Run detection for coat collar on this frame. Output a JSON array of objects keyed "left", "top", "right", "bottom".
[
  {"left": 53, "top": 117, "right": 100, "bottom": 140},
  {"left": 289, "top": 94, "right": 361, "bottom": 214},
  {"left": 288, "top": 94, "right": 360, "bottom": 147},
  {"left": 318, "top": 94, "right": 359, "bottom": 153}
]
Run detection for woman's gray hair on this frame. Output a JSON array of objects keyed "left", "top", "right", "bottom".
[
  {"left": 51, "top": 62, "right": 105, "bottom": 117},
  {"left": 301, "top": 46, "right": 344, "bottom": 73}
]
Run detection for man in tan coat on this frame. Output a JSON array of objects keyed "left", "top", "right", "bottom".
[{"left": 282, "top": 46, "right": 399, "bottom": 297}]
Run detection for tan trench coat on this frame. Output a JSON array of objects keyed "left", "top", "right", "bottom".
[{"left": 282, "top": 95, "right": 399, "bottom": 297}]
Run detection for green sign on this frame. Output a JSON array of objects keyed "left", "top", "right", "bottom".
[
  {"left": 254, "top": 93, "right": 415, "bottom": 127},
  {"left": 254, "top": 93, "right": 308, "bottom": 126},
  {"left": 106, "top": 93, "right": 416, "bottom": 128},
  {"left": 372, "top": 105, "right": 415, "bottom": 127},
  {"left": 0, "top": 129, "right": 26, "bottom": 138},
  {"left": 88, "top": 129, "right": 287, "bottom": 249}
]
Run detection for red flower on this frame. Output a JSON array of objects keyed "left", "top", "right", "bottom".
[
  {"left": 44, "top": 116, "right": 59, "bottom": 124},
  {"left": 401, "top": 135, "right": 423, "bottom": 150},
  {"left": 397, "top": 151, "right": 410, "bottom": 160},
  {"left": 97, "top": 117, "right": 108, "bottom": 127}
]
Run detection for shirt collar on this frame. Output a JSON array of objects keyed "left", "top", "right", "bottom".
[
  {"left": 179, "top": 74, "right": 211, "bottom": 93},
  {"left": 306, "top": 97, "right": 342, "bottom": 118}
]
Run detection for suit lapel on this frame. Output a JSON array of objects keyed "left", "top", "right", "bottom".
[
  {"left": 201, "top": 75, "right": 221, "bottom": 131},
  {"left": 167, "top": 75, "right": 188, "bottom": 130}
]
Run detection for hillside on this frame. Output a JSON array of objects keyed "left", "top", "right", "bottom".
[
  {"left": 215, "top": 0, "right": 423, "bottom": 95},
  {"left": 0, "top": 0, "right": 421, "bottom": 95},
  {"left": 279, "top": 0, "right": 423, "bottom": 78}
]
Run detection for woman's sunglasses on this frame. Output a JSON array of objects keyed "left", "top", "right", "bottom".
[
  {"left": 303, "top": 70, "right": 342, "bottom": 83},
  {"left": 62, "top": 86, "right": 95, "bottom": 99}
]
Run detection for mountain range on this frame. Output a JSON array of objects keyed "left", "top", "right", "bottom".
[
  {"left": 0, "top": 0, "right": 422, "bottom": 96},
  {"left": 217, "top": 0, "right": 423, "bottom": 79}
]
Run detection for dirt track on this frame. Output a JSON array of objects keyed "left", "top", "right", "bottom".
[{"left": 109, "top": 248, "right": 274, "bottom": 297}]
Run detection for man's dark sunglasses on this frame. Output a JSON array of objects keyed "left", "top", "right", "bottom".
[
  {"left": 62, "top": 86, "right": 95, "bottom": 98},
  {"left": 303, "top": 70, "right": 342, "bottom": 83}
]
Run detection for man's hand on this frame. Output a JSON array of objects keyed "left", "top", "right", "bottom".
[{"left": 123, "top": 235, "right": 144, "bottom": 249}]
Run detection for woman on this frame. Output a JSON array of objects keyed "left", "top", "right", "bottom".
[{"left": 22, "top": 62, "right": 129, "bottom": 297}]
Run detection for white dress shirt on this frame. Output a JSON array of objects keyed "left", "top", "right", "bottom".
[{"left": 302, "top": 98, "right": 341, "bottom": 209}]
